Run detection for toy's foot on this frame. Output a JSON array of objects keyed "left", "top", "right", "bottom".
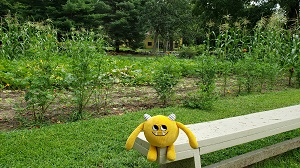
[
  {"left": 147, "top": 145, "right": 157, "bottom": 162},
  {"left": 166, "top": 145, "right": 176, "bottom": 161}
]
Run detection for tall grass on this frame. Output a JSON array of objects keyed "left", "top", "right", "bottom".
[
  {"left": 0, "top": 14, "right": 58, "bottom": 60},
  {"left": 204, "top": 11, "right": 300, "bottom": 92}
]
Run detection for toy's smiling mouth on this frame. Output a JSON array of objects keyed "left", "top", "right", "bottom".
[
  {"left": 152, "top": 131, "right": 168, "bottom": 136},
  {"left": 152, "top": 124, "right": 168, "bottom": 136}
]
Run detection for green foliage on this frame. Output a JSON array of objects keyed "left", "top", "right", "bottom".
[
  {"left": 0, "top": 14, "right": 59, "bottom": 60},
  {"left": 218, "top": 60, "right": 233, "bottom": 96},
  {"left": 100, "top": 0, "right": 145, "bottom": 51},
  {"left": 295, "top": 62, "right": 300, "bottom": 88},
  {"left": 24, "top": 60, "right": 56, "bottom": 121},
  {"left": 178, "top": 45, "right": 206, "bottom": 59},
  {"left": 64, "top": 29, "right": 104, "bottom": 120},
  {"left": 178, "top": 46, "right": 198, "bottom": 59},
  {"left": 152, "top": 56, "right": 182, "bottom": 106},
  {"left": 194, "top": 56, "right": 217, "bottom": 89},
  {"left": 0, "top": 59, "right": 30, "bottom": 89},
  {"left": 234, "top": 56, "right": 280, "bottom": 94},
  {"left": 183, "top": 84, "right": 217, "bottom": 110},
  {"left": 234, "top": 57, "right": 259, "bottom": 93},
  {"left": 142, "top": 0, "right": 193, "bottom": 52},
  {"left": 2, "top": 11, "right": 300, "bottom": 126},
  {"left": 184, "top": 56, "right": 218, "bottom": 109}
]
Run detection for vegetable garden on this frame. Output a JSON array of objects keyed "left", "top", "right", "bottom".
[{"left": 1, "top": 12, "right": 300, "bottom": 130}]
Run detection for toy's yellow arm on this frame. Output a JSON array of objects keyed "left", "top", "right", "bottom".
[
  {"left": 125, "top": 123, "right": 144, "bottom": 150},
  {"left": 176, "top": 122, "right": 198, "bottom": 149}
]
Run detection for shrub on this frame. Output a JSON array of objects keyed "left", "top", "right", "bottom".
[
  {"left": 183, "top": 84, "right": 217, "bottom": 110},
  {"left": 218, "top": 60, "right": 233, "bottom": 96},
  {"left": 152, "top": 56, "right": 182, "bottom": 106},
  {"left": 184, "top": 56, "right": 218, "bottom": 110},
  {"left": 234, "top": 57, "right": 258, "bottom": 93},
  {"left": 24, "top": 60, "right": 56, "bottom": 121},
  {"left": 178, "top": 45, "right": 206, "bottom": 59},
  {"left": 194, "top": 55, "right": 217, "bottom": 91},
  {"left": 65, "top": 29, "right": 104, "bottom": 120}
]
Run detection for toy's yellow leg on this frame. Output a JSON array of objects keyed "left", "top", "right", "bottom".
[
  {"left": 147, "top": 145, "right": 157, "bottom": 162},
  {"left": 166, "top": 144, "right": 176, "bottom": 161}
]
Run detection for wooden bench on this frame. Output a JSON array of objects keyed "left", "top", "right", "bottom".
[{"left": 133, "top": 104, "right": 300, "bottom": 168}]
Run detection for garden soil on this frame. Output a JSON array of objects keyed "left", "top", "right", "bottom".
[{"left": 0, "top": 78, "right": 198, "bottom": 131}]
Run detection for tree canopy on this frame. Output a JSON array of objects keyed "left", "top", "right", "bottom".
[{"left": 0, "top": 0, "right": 299, "bottom": 51}]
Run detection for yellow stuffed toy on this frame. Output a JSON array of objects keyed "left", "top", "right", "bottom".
[{"left": 125, "top": 114, "right": 198, "bottom": 162}]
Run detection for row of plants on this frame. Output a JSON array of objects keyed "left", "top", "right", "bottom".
[
  {"left": 1, "top": 52, "right": 299, "bottom": 125},
  {"left": 1, "top": 12, "right": 300, "bottom": 126}
]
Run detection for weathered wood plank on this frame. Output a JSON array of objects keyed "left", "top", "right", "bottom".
[
  {"left": 160, "top": 149, "right": 201, "bottom": 168},
  {"left": 204, "top": 137, "right": 300, "bottom": 168}
]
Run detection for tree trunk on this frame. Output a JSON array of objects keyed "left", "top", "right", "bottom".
[
  {"left": 115, "top": 41, "right": 120, "bottom": 52},
  {"left": 163, "top": 40, "right": 168, "bottom": 53},
  {"left": 169, "top": 38, "right": 174, "bottom": 51},
  {"left": 151, "top": 31, "right": 159, "bottom": 54}
]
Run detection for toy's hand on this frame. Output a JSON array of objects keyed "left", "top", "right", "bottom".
[
  {"left": 176, "top": 122, "right": 198, "bottom": 149},
  {"left": 189, "top": 138, "right": 199, "bottom": 149},
  {"left": 125, "top": 123, "right": 144, "bottom": 150}
]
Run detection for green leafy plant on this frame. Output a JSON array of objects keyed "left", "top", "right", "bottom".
[
  {"left": 234, "top": 57, "right": 258, "bottom": 93},
  {"left": 0, "top": 14, "right": 58, "bottom": 60},
  {"left": 178, "top": 45, "right": 205, "bottom": 59},
  {"left": 183, "top": 84, "right": 217, "bottom": 110},
  {"left": 218, "top": 60, "right": 232, "bottom": 96},
  {"left": 24, "top": 60, "right": 56, "bottom": 122},
  {"left": 152, "top": 56, "right": 182, "bottom": 106},
  {"left": 194, "top": 55, "right": 217, "bottom": 91},
  {"left": 184, "top": 55, "right": 218, "bottom": 110},
  {"left": 66, "top": 29, "right": 104, "bottom": 120}
]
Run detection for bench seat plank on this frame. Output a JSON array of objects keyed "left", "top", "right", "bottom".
[{"left": 133, "top": 104, "right": 300, "bottom": 165}]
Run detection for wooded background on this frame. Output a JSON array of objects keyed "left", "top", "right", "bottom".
[{"left": 0, "top": 0, "right": 299, "bottom": 51}]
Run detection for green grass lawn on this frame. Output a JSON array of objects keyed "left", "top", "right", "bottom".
[{"left": 1, "top": 89, "right": 300, "bottom": 167}]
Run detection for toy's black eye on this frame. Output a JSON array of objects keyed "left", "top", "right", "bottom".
[
  {"left": 161, "top": 125, "right": 167, "bottom": 131},
  {"left": 152, "top": 125, "right": 159, "bottom": 131}
]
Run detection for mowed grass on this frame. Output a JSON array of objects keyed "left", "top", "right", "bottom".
[{"left": 1, "top": 89, "right": 300, "bottom": 167}]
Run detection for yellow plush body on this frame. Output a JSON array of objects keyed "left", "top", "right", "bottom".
[{"left": 125, "top": 114, "right": 198, "bottom": 162}]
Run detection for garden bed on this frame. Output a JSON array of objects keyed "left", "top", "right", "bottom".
[{"left": 0, "top": 78, "right": 199, "bottom": 131}]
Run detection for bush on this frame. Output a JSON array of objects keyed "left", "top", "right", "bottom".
[
  {"left": 24, "top": 60, "right": 56, "bottom": 121},
  {"left": 152, "top": 56, "right": 182, "bottom": 106},
  {"left": 184, "top": 56, "right": 218, "bottom": 110},
  {"left": 194, "top": 55, "right": 217, "bottom": 90},
  {"left": 66, "top": 29, "right": 104, "bottom": 120},
  {"left": 183, "top": 84, "right": 217, "bottom": 110},
  {"left": 178, "top": 45, "right": 206, "bottom": 59}
]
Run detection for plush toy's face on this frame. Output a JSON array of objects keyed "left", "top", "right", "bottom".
[{"left": 143, "top": 114, "right": 179, "bottom": 147}]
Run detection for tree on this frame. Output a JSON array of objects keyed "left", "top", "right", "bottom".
[
  {"left": 61, "top": 0, "right": 109, "bottom": 31},
  {"left": 0, "top": 0, "right": 27, "bottom": 17},
  {"left": 101, "top": 0, "right": 146, "bottom": 52},
  {"left": 192, "top": 0, "right": 249, "bottom": 27},
  {"left": 142, "top": 0, "right": 193, "bottom": 53},
  {"left": 0, "top": 0, "right": 12, "bottom": 16},
  {"left": 14, "top": 0, "right": 107, "bottom": 33},
  {"left": 277, "top": 0, "right": 299, "bottom": 27},
  {"left": 249, "top": 0, "right": 299, "bottom": 28}
]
